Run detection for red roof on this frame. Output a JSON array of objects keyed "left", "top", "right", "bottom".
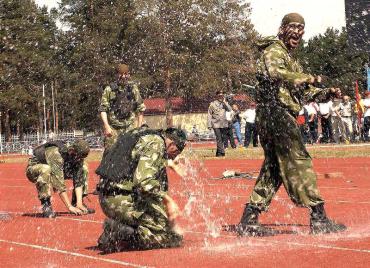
[{"left": 144, "top": 94, "right": 253, "bottom": 115}]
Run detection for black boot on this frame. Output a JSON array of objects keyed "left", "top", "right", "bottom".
[
  {"left": 237, "top": 203, "right": 275, "bottom": 236},
  {"left": 40, "top": 197, "right": 56, "bottom": 218},
  {"left": 98, "top": 219, "right": 136, "bottom": 252},
  {"left": 310, "top": 203, "right": 346, "bottom": 234},
  {"left": 71, "top": 191, "right": 95, "bottom": 214}
]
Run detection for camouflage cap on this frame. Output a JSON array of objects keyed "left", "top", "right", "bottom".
[
  {"left": 72, "top": 140, "right": 90, "bottom": 158},
  {"left": 281, "top": 13, "right": 305, "bottom": 26},
  {"left": 116, "top": 63, "right": 130, "bottom": 75},
  {"left": 164, "top": 128, "right": 187, "bottom": 152}
]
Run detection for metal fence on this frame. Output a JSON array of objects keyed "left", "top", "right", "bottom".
[{"left": 0, "top": 131, "right": 103, "bottom": 154}]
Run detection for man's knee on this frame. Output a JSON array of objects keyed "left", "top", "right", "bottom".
[{"left": 26, "top": 164, "right": 51, "bottom": 184}]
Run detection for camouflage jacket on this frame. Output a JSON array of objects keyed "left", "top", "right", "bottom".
[
  {"left": 256, "top": 37, "right": 329, "bottom": 115},
  {"left": 106, "top": 134, "right": 168, "bottom": 200},
  {"left": 28, "top": 146, "right": 85, "bottom": 193},
  {"left": 98, "top": 81, "right": 146, "bottom": 130}
]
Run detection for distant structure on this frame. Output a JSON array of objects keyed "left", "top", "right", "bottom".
[{"left": 344, "top": 0, "right": 369, "bottom": 53}]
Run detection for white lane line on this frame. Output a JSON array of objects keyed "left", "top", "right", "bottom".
[{"left": 0, "top": 239, "right": 152, "bottom": 268}]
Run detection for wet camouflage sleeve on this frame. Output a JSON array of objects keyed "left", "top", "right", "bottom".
[
  {"left": 263, "top": 41, "right": 329, "bottom": 111},
  {"left": 263, "top": 42, "right": 313, "bottom": 86},
  {"left": 45, "top": 147, "right": 66, "bottom": 193},
  {"left": 131, "top": 134, "right": 167, "bottom": 199},
  {"left": 98, "top": 86, "right": 111, "bottom": 113}
]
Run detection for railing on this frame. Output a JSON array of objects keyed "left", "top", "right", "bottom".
[{"left": 0, "top": 131, "right": 102, "bottom": 154}]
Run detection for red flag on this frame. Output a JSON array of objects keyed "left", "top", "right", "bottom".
[{"left": 355, "top": 80, "right": 363, "bottom": 127}]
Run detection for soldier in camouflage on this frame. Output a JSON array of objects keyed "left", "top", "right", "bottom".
[
  {"left": 237, "top": 13, "right": 346, "bottom": 236},
  {"left": 99, "top": 63, "right": 146, "bottom": 150},
  {"left": 95, "top": 127, "right": 187, "bottom": 252},
  {"left": 26, "top": 140, "right": 95, "bottom": 218}
]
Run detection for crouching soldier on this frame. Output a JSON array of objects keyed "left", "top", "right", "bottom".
[
  {"left": 26, "top": 140, "right": 95, "bottom": 218},
  {"left": 96, "top": 127, "right": 187, "bottom": 252}
]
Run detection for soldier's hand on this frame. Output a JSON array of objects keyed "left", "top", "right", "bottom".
[
  {"left": 163, "top": 195, "right": 180, "bottom": 221},
  {"left": 76, "top": 204, "right": 88, "bottom": 214},
  {"left": 68, "top": 206, "right": 83, "bottom": 215},
  {"left": 104, "top": 125, "right": 113, "bottom": 137}
]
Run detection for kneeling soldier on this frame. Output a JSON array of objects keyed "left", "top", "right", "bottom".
[
  {"left": 96, "top": 127, "right": 186, "bottom": 252},
  {"left": 26, "top": 140, "right": 95, "bottom": 218}
]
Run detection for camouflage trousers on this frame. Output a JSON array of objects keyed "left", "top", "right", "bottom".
[
  {"left": 26, "top": 163, "right": 89, "bottom": 200},
  {"left": 99, "top": 193, "right": 182, "bottom": 250},
  {"left": 249, "top": 107, "right": 324, "bottom": 210},
  {"left": 104, "top": 126, "right": 135, "bottom": 151}
]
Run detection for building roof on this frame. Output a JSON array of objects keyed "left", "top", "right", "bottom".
[{"left": 143, "top": 94, "right": 253, "bottom": 115}]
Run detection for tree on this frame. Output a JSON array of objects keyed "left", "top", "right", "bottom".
[
  {"left": 0, "top": 0, "right": 58, "bottom": 140},
  {"left": 296, "top": 28, "right": 368, "bottom": 96}
]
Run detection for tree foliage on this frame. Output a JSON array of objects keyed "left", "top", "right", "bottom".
[{"left": 295, "top": 28, "right": 368, "bottom": 96}]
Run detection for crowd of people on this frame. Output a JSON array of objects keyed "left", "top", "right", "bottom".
[
  {"left": 298, "top": 89, "right": 370, "bottom": 144},
  {"left": 23, "top": 12, "right": 365, "bottom": 253},
  {"left": 207, "top": 92, "right": 258, "bottom": 157},
  {"left": 207, "top": 88, "right": 370, "bottom": 154}
]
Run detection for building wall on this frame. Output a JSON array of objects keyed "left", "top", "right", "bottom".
[{"left": 144, "top": 113, "right": 209, "bottom": 132}]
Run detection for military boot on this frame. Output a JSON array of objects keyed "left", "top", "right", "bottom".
[
  {"left": 98, "top": 219, "right": 136, "bottom": 253},
  {"left": 71, "top": 191, "right": 95, "bottom": 214},
  {"left": 310, "top": 203, "right": 346, "bottom": 234},
  {"left": 237, "top": 203, "right": 275, "bottom": 236},
  {"left": 40, "top": 197, "right": 56, "bottom": 218}
]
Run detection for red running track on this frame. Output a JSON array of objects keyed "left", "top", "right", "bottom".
[{"left": 0, "top": 157, "right": 370, "bottom": 267}]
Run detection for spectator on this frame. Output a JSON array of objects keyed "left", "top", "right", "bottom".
[
  {"left": 231, "top": 104, "right": 243, "bottom": 146},
  {"left": 304, "top": 101, "right": 319, "bottom": 143},
  {"left": 352, "top": 97, "right": 364, "bottom": 142},
  {"left": 297, "top": 107, "right": 309, "bottom": 144},
  {"left": 330, "top": 89, "right": 344, "bottom": 144},
  {"left": 223, "top": 96, "right": 236, "bottom": 149},
  {"left": 207, "top": 90, "right": 230, "bottom": 157},
  {"left": 363, "top": 91, "right": 370, "bottom": 142},
  {"left": 243, "top": 102, "right": 258, "bottom": 148},
  {"left": 340, "top": 95, "right": 353, "bottom": 144},
  {"left": 319, "top": 100, "right": 333, "bottom": 143}
]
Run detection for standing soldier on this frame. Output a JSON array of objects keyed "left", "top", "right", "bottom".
[
  {"left": 237, "top": 13, "right": 346, "bottom": 236},
  {"left": 95, "top": 128, "right": 187, "bottom": 252},
  {"left": 26, "top": 140, "right": 94, "bottom": 218},
  {"left": 99, "top": 63, "right": 146, "bottom": 150}
]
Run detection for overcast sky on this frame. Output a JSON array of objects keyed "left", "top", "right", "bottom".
[{"left": 35, "top": 0, "right": 346, "bottom": 40}]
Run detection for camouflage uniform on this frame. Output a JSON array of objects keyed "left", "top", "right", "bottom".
[
  {"left": 97, "top": 131, "right": 182, "bottom": 250},
  {"left": 250, "top": 37, "right": 330, "bottom": 210},
  {"left": 26, "top": 145, "right": 89, "bottom": 200},
  {"left": 99, "top": 81, "right": 146, "bottom": 149}
]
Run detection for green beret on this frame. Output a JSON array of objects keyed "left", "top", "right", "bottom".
[
  {"left": 116, "top": 64, "right": 129, "bottom": 75},
  {"left": 164, "top": 128, "right": 187, "bottom": 152},
  {"left": 72, "top": 140, "right": 90, "bottom": 158},
  {"left": 281, "top": 13, "right": 305, "bottom": 26}
]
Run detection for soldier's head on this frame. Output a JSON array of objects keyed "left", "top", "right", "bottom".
[
  {"left": 68, "top": 140, "right": 90, "bottom": 162},
  {"left": 116, "top": 63, "right": 130, "bottom": 83},
  {"left": 215, "top": 90, "right": 224, "bottom": 101},
  {"left": 278, "top": 13, "right": 305, "bottom": 50},
  {"left": 163, "top": 128, "right": 187, "bottom": 159}
]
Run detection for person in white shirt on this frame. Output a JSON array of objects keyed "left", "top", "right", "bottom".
[
  {"left": 304, "top": 101, "right": 319, "bottom": 143},
  {"left": 363, "top": 91, "right": 370, "bottom": 142},
  {"left": 318, "top": 100, "right": 333, "bottom": 143},
  {"left": 340, "top": 95, "right": 353, "bottom": 143},
  {"left": 242, "top": 102, "right": 258, "bottom": 147},
  {"left": 330, "top": 89, "right": 344, "bottom": 144}
]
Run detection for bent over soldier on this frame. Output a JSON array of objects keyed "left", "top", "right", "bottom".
[
  {"left": 96, "top": 128, "right": 187, "bottom": 252},
  {"left": 238, "top": 13, "right": 346, "bottom": 236},
  {"left": 99, "top": 63, "right": 146, "bottom": 150},
  {"left": 26, "top": 140, "right": 94, "bottom": 218}
]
